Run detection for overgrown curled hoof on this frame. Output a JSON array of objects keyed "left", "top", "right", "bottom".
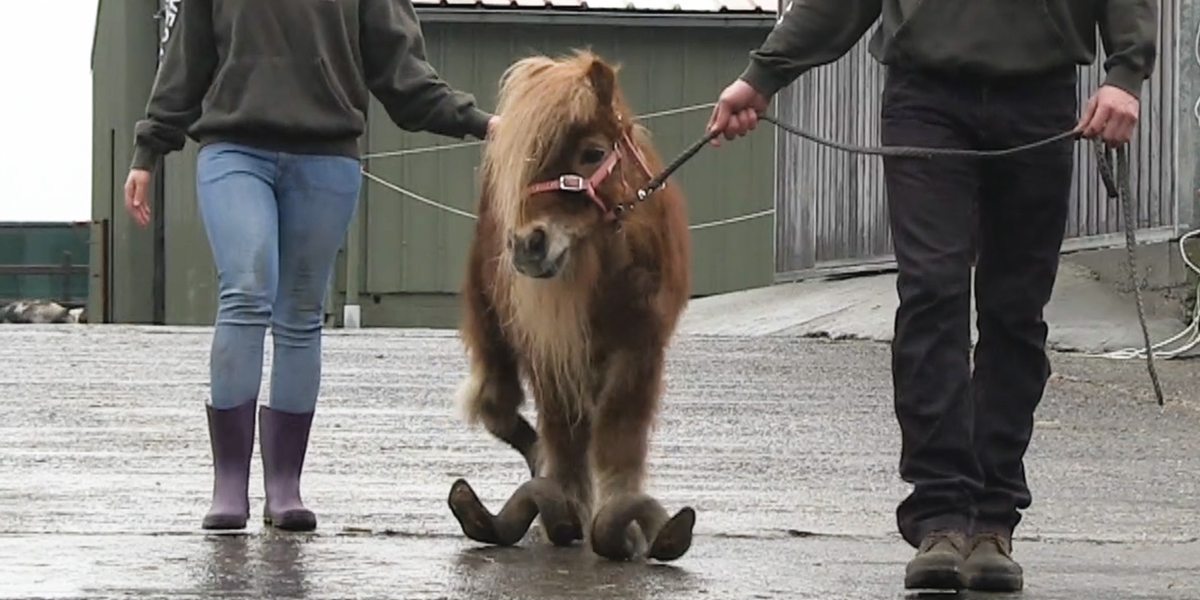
[
  {"left": 647, "top": 507, "right": 695, "bottom": 562},
  {"left": 544, "top": 514, "right": 584, "bottom": 547},
  {"left": 449, "top": 476, "right": 580, "bottom": 549},
  {"left": 448, "top": 478, "right": 506, "bottom": 546}
]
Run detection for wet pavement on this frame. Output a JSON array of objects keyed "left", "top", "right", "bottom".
[{"left": 1, "top": 325, "right": 1198, "bottom": 599}]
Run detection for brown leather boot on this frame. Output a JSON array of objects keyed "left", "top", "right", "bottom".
[
  {"left": 904, "top": 530, "right": 969, "bottom": 590},
  {"left": 963, "top": 531, "right": 1024, "bottom": 592}
]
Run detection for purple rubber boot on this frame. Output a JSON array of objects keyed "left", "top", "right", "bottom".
[
  {"left": 202, "top": 401, "right": 257, "bottom": 530},
  {"left": 259, "top": 406, "right": 318, "bottom": 532}
]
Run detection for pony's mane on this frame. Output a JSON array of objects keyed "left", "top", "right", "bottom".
[
  {"left": 481, "top": 50, "right": 614, "bottom": 235},
  {"left": 479, "top": 50, "right": 638, "bottom": 424}
]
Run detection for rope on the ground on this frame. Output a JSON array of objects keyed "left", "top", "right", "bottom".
[
  {"left": 1086, "top": 18, "right": 1200, "bottom": 372},
  {"left": 1086, "top": 229, "right": 1199, "bottom": 362}
]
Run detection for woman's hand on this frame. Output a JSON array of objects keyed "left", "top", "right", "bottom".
[{"left": 124, "top": 169, "right": 152, "bottom": 227}]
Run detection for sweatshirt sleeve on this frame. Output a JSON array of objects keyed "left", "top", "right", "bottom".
[
  {"left": 131, "top": 0, "right": 218, "bottom": 172},
  {"left": 1097, "top": 0, "right": 1158, "bottom": 99},
  {"left": 739, "top": 0, "right": 883, "bottom": 99},
  {"left": 359, "top": 0, "right": 493, "bottom": 141}
]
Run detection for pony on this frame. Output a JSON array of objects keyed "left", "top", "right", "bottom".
[{"left": 447, "top": 49, "right": 695, "bottom": 563}]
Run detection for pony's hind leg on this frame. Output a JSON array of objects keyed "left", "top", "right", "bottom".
[{"left": 588, "top": 351, "right": 695, "bottom": 562}]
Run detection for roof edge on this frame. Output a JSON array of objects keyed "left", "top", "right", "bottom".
[
  {"left": 415, "top": 6, "right": 779, "bottom": 26},
  {"left": 91, "top": 0, "right": 104, "bottom": 71},
  {"left": 412, "top": 0, "right": 780, "bottom": 14}
]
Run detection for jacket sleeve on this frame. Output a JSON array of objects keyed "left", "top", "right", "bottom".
[
  {"left": 131, "top": 0, "right": 218, "bottom": 172},
  {"left": 1097, "top": 0, "right": 1158, "bottom": 98},
  {"left": 359, "top": 0, "right": 493, "bottom": 141},
  {"left": 739, "top": 0, "right": 882, "bottom": 99}
]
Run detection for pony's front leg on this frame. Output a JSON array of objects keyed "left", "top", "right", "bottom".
[
  {"left": 453, "top": 266, "right": 538, "bottom": 476},
  {"left": 449, "top": 344, "right": 559, "bottom": 547},
  {"left": 534, "top": 386, "right": 593, "bottom": 547},
  {"left": 448, "top": 476, "right": 579, "bottom": 547},
  {"left": 588, "top": 348, "right": 695, "bottom": 562},
  {"left": 452, "top": 344, "right": 538, "bottom": 476},
  {"left": 447, "top": 377, "right": 589, "bottom": 549}
]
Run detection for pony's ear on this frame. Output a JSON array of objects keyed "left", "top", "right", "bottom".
[{"left": 586, "top": 58, "right": 616, "bottom": 109}]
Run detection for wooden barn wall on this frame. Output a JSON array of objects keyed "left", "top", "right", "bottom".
[
  {"left": 774, "top": 1, "right": 1185, "bottom": 281},
  {"left": 154, "top": 18, "right": 777, "bottom": 327}
]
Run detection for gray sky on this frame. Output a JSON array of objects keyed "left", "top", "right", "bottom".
[{"left": 0, "top": 3, "right": 97, "bottom": 222}]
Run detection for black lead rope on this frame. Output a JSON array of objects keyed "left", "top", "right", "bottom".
[
  {"left": 627, "top": 114, "right": 1165, "bottom": 406},
  {"left": 1095, "top": 143, "right": 1166, "bottom": 406}
]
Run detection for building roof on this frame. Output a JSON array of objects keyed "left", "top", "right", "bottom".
[{"left": 411, "top": 0, "right": 779, "bottom": 13}]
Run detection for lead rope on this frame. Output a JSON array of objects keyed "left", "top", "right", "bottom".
[
  {"left": 1095, "top": 142, "right": 1166, "bottom": 405},
  {"left": 628, "top": 115, "right": 1165, "bottom": 405}
]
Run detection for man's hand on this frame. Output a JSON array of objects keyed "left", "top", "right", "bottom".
[
  {"left": 124, "top": 168, "right": 152, "bottom": 228},
  {"left": 487, "top": 115, "right": 499, "bottom": 139},
  {"left": 706, "top": 79, "right": 770, "bottom": 147},
  {"left": 1076, "top": 85, "right": 1140, "bottom": 147}
]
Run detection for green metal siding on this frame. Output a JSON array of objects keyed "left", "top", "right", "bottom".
[
  {"left": 162, "top": 143, "right": 215, "bottom": 325},
  {"left": 115, "top": 15, "right": 776, "bottom": 326},
  {"left": 90, "top": 0, "right": 161, "bottom": 323},
  {"left": 360, "top": 22, "right": 777, "bottom": 300},
  {"left": 0, "top": 224, "right": 90, "bottom": 304}
]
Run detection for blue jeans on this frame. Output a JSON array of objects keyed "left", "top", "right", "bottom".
[{"left": 196, "top": 142, "right": 361, "bottom": 414}]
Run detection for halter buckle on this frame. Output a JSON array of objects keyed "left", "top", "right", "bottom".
[{"left": 558, "top": 174, "right": 587, "bottom": 193}]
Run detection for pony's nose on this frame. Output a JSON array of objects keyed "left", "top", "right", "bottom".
[
  {"left": 525, "top": 227, "right": 547, "bottom": 259},
  {"left": 510, "top": 226, "right": 560, "bottom": 279}
]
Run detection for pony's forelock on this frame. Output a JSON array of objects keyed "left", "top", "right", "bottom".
[{"left": 480, "top": 50, "right": 616, "bottom": 237}]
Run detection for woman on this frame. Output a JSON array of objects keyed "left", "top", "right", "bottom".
[{"left": 124, "top": 0, "right": 498, "bottom": 532}]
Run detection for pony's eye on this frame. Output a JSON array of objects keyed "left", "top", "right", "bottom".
[{"left": 580, "top": 147, "right": 606, "bottom": 164}]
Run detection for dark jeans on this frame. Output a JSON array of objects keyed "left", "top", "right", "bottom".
[{"left": 879, "top": 66, "right": 1078, "bottom": 548}]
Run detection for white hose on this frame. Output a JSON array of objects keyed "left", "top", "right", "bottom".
[{"left": 1090, "top": 17, "right": 1200, "bottom": 361}]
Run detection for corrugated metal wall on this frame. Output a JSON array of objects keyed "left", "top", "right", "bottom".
[
  {"left": 1179, "top": 4, "right": 1200, "bottom": 233},
  {"left": 155, "top": 18, "right": 777, "bottom": 326},
  {"left": 774, "top": 2, "right": 1184, "bottom": 281}
]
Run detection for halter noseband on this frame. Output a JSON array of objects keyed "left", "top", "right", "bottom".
[{"left": 524, "top": 128, "right": 656, "bottom": 223}]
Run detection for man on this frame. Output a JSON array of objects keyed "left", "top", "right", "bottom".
[{"left": 707, "top": 0, "right": 1156, "bottom": 593}]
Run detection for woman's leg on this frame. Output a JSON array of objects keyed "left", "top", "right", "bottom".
[
  {"left": 194, "top": 142, "right": 281, "bottom": 530},
  {"left": 258, "top": 151, "right": 361, "bottom": 532}
]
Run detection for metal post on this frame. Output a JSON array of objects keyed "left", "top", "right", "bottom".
[
  {"left": 61, "top": 251, "right": 73, "bottom": 304},
  {"left": 343, "top": 205, "right": 362, "bottom": 329},
  {"left": 100, "top": 219, "right": 111, "bottom": 323}
]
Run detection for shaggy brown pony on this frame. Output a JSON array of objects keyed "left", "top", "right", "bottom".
[{"left": 447, "top": 50, "right": 695, "bottom": 562}]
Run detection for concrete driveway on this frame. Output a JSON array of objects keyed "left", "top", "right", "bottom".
[{"left": 1, "top": 325, "right": 1197, "bottom": 599}]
